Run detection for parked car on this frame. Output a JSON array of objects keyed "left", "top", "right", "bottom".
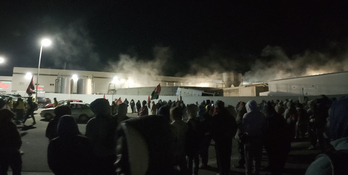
[
  {"left": 40, "top": 102, "right": 94, "bottom": 123},
  {"left": 37, "top": 97, "right": 52, "bottom": 108},
  {"left": 45, "top": 99, "right": 82, "bottom": 108}
]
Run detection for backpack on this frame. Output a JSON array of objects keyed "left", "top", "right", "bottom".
[{"left": 316, "top": 148, "right": 348, "bottom": 175}]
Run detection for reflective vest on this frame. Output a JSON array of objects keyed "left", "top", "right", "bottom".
[{"left": 16, "top": 100, "right": 24, "bottom": 109}]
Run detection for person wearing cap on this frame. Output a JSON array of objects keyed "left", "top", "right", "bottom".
[
  {"left": 45, "top": 105, "right": 72, "bottom": 140},
  {"left": 0, "top": 109, "right": 22, "bottom": 175}
]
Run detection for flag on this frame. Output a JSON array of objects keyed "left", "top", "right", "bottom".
[
  {"left": 151, "top": 84, "right": 161, "bottom": 100},
  {"left": 26, "top": 77, "right": 35, "bottom": 96},
  {"left": 115, "top": 97, "right": 122, "bottom": 105}
]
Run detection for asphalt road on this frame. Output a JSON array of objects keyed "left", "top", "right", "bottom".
[{"left": 14, "top": 109, "right": 320, "bottom": 175}]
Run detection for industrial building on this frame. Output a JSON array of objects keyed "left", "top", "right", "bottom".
[
  {"left": 1, "top": 67, "right": 347, "bottom": 98},
  {"left": 266, "top": 71, "right": 348, "bottom": 96},
  {"left": 7, "top": 67, "right": 227, "bottom": 96}
]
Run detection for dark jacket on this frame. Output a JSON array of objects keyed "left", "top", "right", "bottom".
[
  {"left": 115, "top": 115, "right": 177, "bottom": 175},
  {"left": 211, "top": 107, "right": 237, "bottom": 141},
  {"left": 0, "top": 116, "right": 21, "bottom": 153},
  {"left": 186, "top": 118, "right": 200, "bottom": 156},
  {"left": 48, "top": 116, "right": 93, "bottom": 175},
  {"left": 85, "top": 115, "right": 116, "bottom": 157},
  {"left": 46, "top": 118, "right": 60, "bottom": 141},
  {"left": 264, "top": 103, "right": 291, "bottom": 151}
]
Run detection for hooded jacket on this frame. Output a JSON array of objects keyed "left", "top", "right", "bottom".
[
  {"left": 86, "top": 99, "right": 116, "bottom": 157},
  {"left": 241, "top": 100, "right": 267, "bottom": 137},
  {"left": 45, "top": 105, "right": 72, "bottom": 140},
  {"left": 306, "top": 97, "right": 348, "bottom": 175},
  {"left": 48, "top": 115, "right": 93, "bottom": 175},
  {"left": 115, "top": 115, "right": 177, "bottom": 175}
]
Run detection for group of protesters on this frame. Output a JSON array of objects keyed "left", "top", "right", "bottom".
[
  {"left": 0, "top": 97, "right": 37, "bottom": 126},
  {"left": 0, "top": 94, "right": 348, "bottom": 175}
]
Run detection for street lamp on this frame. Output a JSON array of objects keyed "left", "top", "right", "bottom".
[{"left": 36, "top": 38, "right": 51, "bottom": 101}]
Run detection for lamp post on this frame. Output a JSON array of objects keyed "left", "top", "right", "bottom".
[{"left": 36, "top": 38, "right": 51, "bottom": 101}]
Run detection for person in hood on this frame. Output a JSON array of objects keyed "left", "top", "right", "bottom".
[
  {"left": 306, "top": 96, "right": 348, "bottom": 175},
  {"left": 241, "top": 100, "right": 267, "bottom": 175},
  {"left": 85, "top": 98, "right": 117, "bottom": 175},
  {"left": 46, "top": 105, "right": 72, "bottom": 140},
  {"left": 283, "top": 101, "right": 298, "bottom": 140},
  {"left": 138, "top": 100, "right": 148, "bottom": 117},
  {"left": 264, "top": 101, "right": 292, "bottom": 175},
  {"left": 114, "top": 115, "right": 178, "bottom": 175},
  {"left": 48, "top": 115, "right": 93, "bottom": 175},
  {"left": 211, "top": 100, "right": 237, "bottom": 175},
  {"left": 0, "top": 109, "right": 22, "bottom": 175}
]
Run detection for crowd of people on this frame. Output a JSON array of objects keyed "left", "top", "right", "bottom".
[
  {"left": 0, "top": 97, "right": 37, "bottom": 126},
  {"left": 0, "top": 95, "right": 347, "bottom": 175}
]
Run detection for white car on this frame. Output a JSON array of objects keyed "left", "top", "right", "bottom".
[{"left": 40, "top": 102, "right": 95, "bottom": 123}]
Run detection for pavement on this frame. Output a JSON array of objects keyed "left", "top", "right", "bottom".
[{"left": 10, "top": 109, "right": 321, "bottom": 175}]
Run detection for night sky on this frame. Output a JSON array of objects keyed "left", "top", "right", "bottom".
[{"left": 1, "top": 1, "right": 348, "bottom": 82}]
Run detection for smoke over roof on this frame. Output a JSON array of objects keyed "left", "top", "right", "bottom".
[
  {"left": 42, "top": 19, "right": 348, "bottom": 86},
  {"left": 243, "top": 45, "right": 348, "bottom": 84}
]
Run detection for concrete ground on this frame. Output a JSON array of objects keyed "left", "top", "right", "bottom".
[{"left": 10, "top": 109, "right": 320, "bottom": 175}]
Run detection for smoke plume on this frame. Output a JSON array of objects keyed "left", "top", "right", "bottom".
[
  {"left": 243, "top": 45, "right": 348, "bottom": 84},
  {"left": 106, "top": 46, "right": 170, "bottom": 87},
  {"left": 43, "top": 19, "right": 348, "bottom": 87},
  {"left": 44, "top": 19, "right": 103, "bottom": 70}
]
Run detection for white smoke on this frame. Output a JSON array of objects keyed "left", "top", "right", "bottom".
[
  {"left": 45, "top": 19, "right": 103, "bottom": 70},
  {"left": 106, "top": 46, "right": 170, "bottom": 87},
  {"left": 243, "top": 45, "right": 348, "bottom": 83}
]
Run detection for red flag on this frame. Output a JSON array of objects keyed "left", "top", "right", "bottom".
[
  {"left": 151, "top": 84, "right": 161, "bottom": 100},
  {"left": 115, "top": 97, "right": 122, "bottom": 105},
  {"left": 26, "top": 77, "right": 35, "bottom": 96}
]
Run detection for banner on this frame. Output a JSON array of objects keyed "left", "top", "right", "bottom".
[
  {"left": 150, "top": 84, "right": 161, "bottom": 100},
  {"left": 26, "top": 77, "right": 35, "bottom": 96}
]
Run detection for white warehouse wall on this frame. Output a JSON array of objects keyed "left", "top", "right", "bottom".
[
  {"left": 268, "top": 72, "right": 348, "bottom": 96},
  {"left": 11, "top": 67, "right": 224, "bottom": 96}
]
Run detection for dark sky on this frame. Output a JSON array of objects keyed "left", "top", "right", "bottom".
[{"left": 1, "top": 1, "right": 348, "bottom": 82}]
